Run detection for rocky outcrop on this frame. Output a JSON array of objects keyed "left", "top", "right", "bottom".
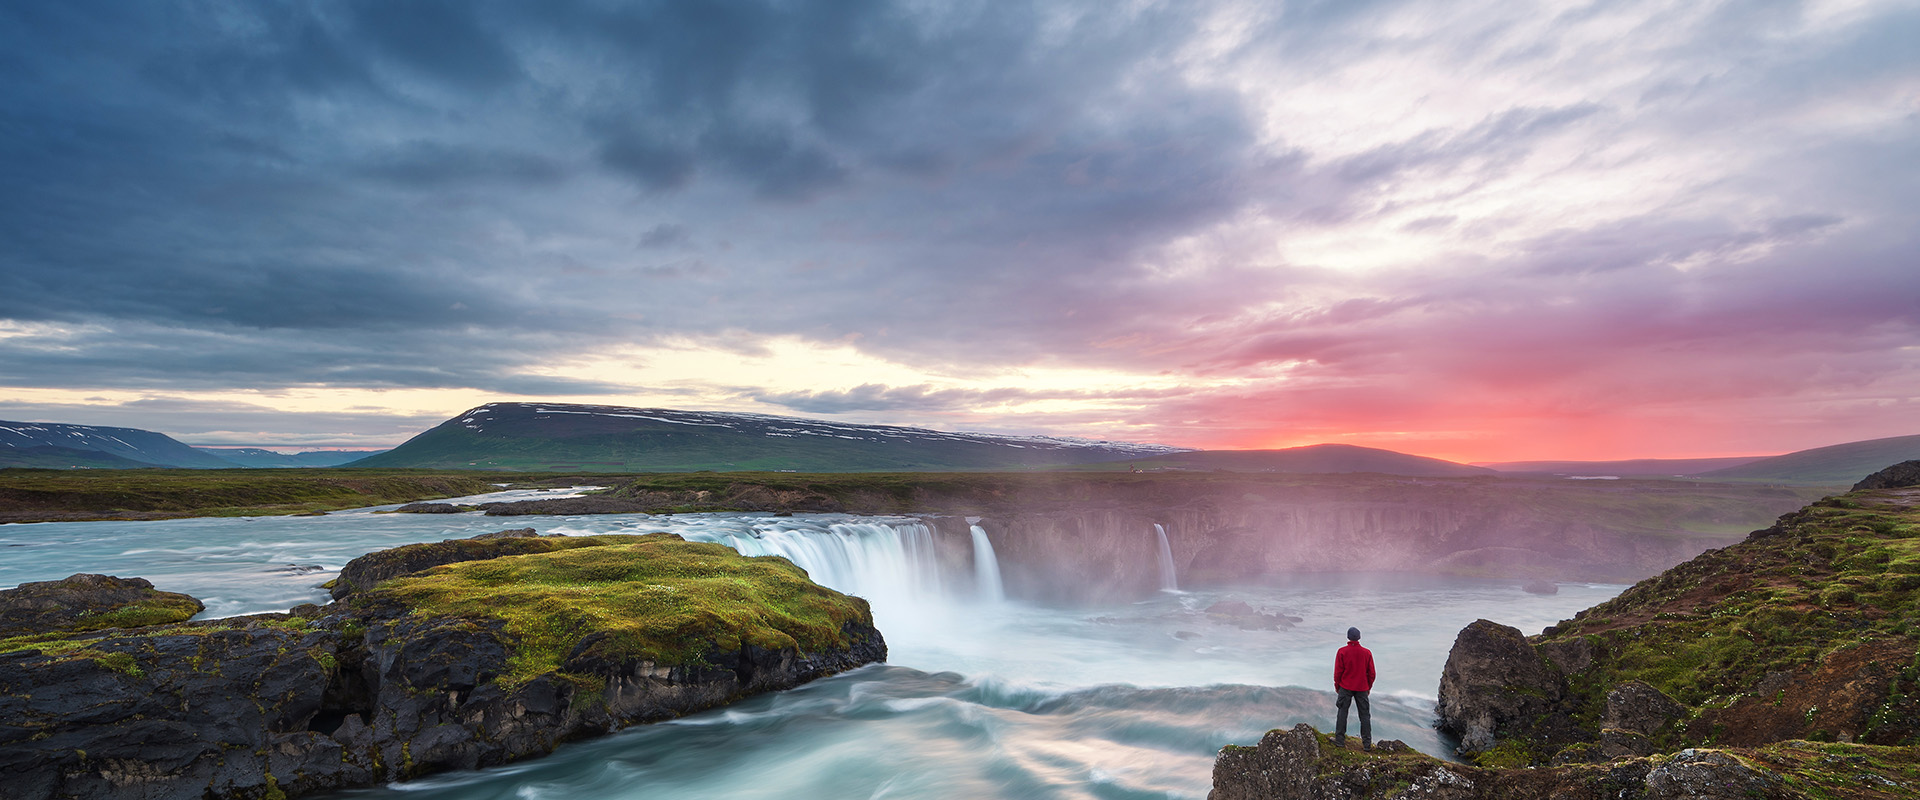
[
  {"left": 1854, "top": 460, "right": 1920, "bottom": 491},
  {"left": 0, "top": 573, "right": 202, "bottom": 637},
  {"left": 1208, "top": 724, "right": 1818, "bottom": 800},
  {"left": 0, "top": 532, "right": 886, "bottom": 800},
  {"left": 328, "top": 528, "right": 585, "bottom": 599}
]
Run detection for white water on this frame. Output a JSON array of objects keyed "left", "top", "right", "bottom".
[
  {"left": 970, "top": 524, "right": 1006, "bottom": 602},
  {"left": 1154, "top": 524, "right": 1178, "bottom": 592},
  {"left": 0, "top": 492, "right": 1626, "bottom": 799}
]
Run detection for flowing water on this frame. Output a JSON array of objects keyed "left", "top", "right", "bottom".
[{"left": 0, "top": 490, "right": 1626, "bottom": 799}]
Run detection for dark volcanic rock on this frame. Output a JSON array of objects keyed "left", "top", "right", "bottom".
[
  {"left": 4, "top": 538, "right": 886, "bottom": 799},
  {"left": 0, "top": 616, "right": 357, "bottom": 799},
  {"left": 393, "top": 502, "right": 475, "bottom": 514},
  {"left": 1435, "top": 619, "right": 1584, "bottom": 756},
  {"left": 1207, "top": 724, "right": 1810, "bottom": 800},
  {"left": 329, "top": 529, "right": 582, "bottom": 599},
  {"left": 1603, "top": 680, "right": 1684, "bottom": 736},
  {"left": 0, "top": 573, "right": 203, "bottom": 637},
  {"left": 1853, "top": 459, "right": 1920, "bottom": 491}
]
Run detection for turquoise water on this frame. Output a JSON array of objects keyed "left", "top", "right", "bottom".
[{"left": 0, "top": 492, "right": 1624, "bottom": 799}]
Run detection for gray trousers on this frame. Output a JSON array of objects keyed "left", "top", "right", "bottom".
[{"left": 1335, "top": 687, "right": 1371, "bottom": 744}]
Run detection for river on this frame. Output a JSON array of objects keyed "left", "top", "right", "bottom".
[{"left": 0, "top": 489, "right": 1625, "bottom": 799}]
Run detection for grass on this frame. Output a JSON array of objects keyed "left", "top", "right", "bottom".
[
  {"left": 1531, "top": 491, "right": 1920, "bottom": 750},
  {"left": 364, "top": 533, "right": 875, "bottom": 687},
  {"left": 0, "top": 469, "right": 582, "bottom": 522}
]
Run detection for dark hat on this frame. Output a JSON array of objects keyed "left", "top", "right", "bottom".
[{"left": 1347, "top": 627, "right": 1361, "bottom": 641}]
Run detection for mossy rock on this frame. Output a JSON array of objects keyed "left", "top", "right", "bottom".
[
  {"left": 0, "top": 573, "right": 203, "bottom": 638},
  {"left": 359, "top": 532, "right": 876, "bottom": 686}
]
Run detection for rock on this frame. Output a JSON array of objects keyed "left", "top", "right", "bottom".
[
  {"left": 393, "top": 502, "right": 474, "bottom": 514},
  {"left": 1435, "top": 619, "right": 1583, "bottom": 756},
  {"left": 1644, "top": 749, "right": 1794, "bottom": 799},
  {"left": 1603, "top": 680, "right": 1684, "bottom": 736},
  {"left": 1522, "top": 579, "right": 1558, "bottom": 595},
  {"left": 0, "top": 574, "right": 203, "bottom": 637},
  {"left": 3, "top": 535, "right": 887, "bottom": 799},
  {"left": 1208, "top": 724, "right": 1813, "bottom": 799},
  {"left": 1853, "top": 460, "right": 1920, "bottom": 491},
  {"left": 329, "top": 530, "right": 610, "bottom": 599}
]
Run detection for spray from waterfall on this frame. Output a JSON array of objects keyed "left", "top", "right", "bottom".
[
  {"left": 1154, "top": 523, "right": 1179, "bottom": 592},
  {"left": 969, "top": 525, "right": 1006, "bottom": 602}
]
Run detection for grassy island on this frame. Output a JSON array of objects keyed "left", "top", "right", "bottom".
[{"left": 362, "top": 533, "right": 876, "bottom": 686}]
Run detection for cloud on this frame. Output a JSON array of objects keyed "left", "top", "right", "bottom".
[{"left": 0, "top": 0, "right": 1914, "bottom": 456}]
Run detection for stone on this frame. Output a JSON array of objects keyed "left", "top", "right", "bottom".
[
  {"left": 1603, "top": 680, "right": 1684, "bottom": 736},
  {"left": 0, "top": 573, "right": 202, "bottom": 637}
]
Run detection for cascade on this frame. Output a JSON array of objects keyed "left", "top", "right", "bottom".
[
  {"left": 1154, "top": 523, "right": 1178, "bottom": 591},
  {"left": 969, "top": 524, "right": 1006, "bottom": 602},
  {"left": 674, "top": 520, "right": 946, "bottom": 609}
]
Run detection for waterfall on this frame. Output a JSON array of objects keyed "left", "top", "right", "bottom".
[
  {"left": 1154, "top": 523, "right": 1178, "bottom": 592},
  {"left": 674, "top": 520, "right": 946, "bottom": 610},
  {"left": 969, "top": 525, "right": 1005, "bottom": 602}
]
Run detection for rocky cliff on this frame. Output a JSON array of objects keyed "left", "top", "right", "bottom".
[
  {"left": 0, "top": 532, "right": 886, "bottom": 800},
  {"left": 477, "top": 472, "right": 1823, "bottom": 603},
  {"left": 1209, "top": 464, "right": 1920, "bottom": 798}
]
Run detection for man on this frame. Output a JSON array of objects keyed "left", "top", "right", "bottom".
[{"left": 1333, "top": 626, "right": 1375, "bottom": 750}]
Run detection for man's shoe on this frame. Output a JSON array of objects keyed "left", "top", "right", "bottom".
[
  {"left": 1334, "top": 736, "right": 1345, "bottom": 747},
  {"left": 1363, "top": 743, "right": 1373, "bottom": 752}
]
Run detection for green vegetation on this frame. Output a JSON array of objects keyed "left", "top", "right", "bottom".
[
  {"left": 364, "top": 533, "right": 874, "bottom": 687},
  {"left": 1540, "top": 491, "right": 1920, "bottom": 746},
  {"left": 0, "top": 469, "right": 556, "bottom": 522},
  {"left": 67, "top": 593, "right": 204, "bottom": 632}
]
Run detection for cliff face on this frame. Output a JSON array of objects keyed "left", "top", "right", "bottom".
[
  {"left": 0, "top": 534, "right": 886, "bottom": 800},
  {"left": 1431, "top": 484, "right": 1920, "bottom": 768},
  {"left": 1211, "top": 467, "right": 1920, "bottom": 799},
  {"left": 491, "top": 473, "right": 1823, "bottom": 604}
]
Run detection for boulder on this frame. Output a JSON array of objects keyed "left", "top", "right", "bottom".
[
  {"left": 1602, "top": 680, "right": 1684, "bottom": 736},
  {"left": 0, "top": 574, "right": 202, "bottom": 637},
  {"left": 1435, "top": 619, "right": 1579, "bottom": 756}
]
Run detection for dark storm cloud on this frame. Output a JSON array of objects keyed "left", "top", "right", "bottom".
[{"left": 0, "top": 0, "right": 1915, "bottom": 454}]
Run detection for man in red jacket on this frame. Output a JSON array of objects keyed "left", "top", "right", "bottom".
[{"left": 1333, "top": 626, "right": 1375, "bottom": 750}]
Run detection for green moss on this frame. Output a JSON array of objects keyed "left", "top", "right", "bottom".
[
  {"left": 1472, "top": 737, "right": 1538, "bottom": 768},
  {"left": 366, "top": 533, "right": 874, "bottom": 687},
  {"left": 92, "top": 650, "right": 144, "bottom": 678},
  {"left": 1535, "top": 493, "right": 1920, "bottom": 750}
]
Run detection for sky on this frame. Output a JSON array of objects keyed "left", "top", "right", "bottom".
[{"left": 0, "top": 0, "right": 1916, "bottom": 462}]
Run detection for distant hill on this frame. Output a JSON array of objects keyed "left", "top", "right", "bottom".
[
  {"left": 0, "top": 444, "right": 162, "bottom": 469},
  {"left": 350, "top": 402, "right": 1191, "bottom": 472},
  {"left": 1694, "top": 433, "right": 1920, "bottom": 484},
  {"left": 194, "top": 448, "right": 388, "bottom": 468},
  {"left": 1075, "top": 444, "right": 1494, "bottom": 477},
  {"left": 0, "top": 420, "right": 235, "bottom": 469},
  {"left": 1476, "top": 456, "right": 1768, "bottom": 476}
]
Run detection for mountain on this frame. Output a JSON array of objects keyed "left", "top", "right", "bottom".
[
  {"left": 0, "top": 420, "right": 235, "bottom": 469},
  {"left": 349, "top": 402, "right": 1191, "bottom": 472},
  {"left": 1694, "top": 433, "right": 1920, "bottom": 484},
  {"left": 1475, "top": 456, "right": 1768, "bottom": 476},
  {"left": 0, "top": 444, "right": 162, "bottom": 469},
  {"left": 193, "top": 448, "right": 388, "bottom": 468},
  {"left": 1076, "top": 444, "right": 1494, "bottom": 477}
]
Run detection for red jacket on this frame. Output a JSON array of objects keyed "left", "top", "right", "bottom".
[{"left": 1334, "top": 641, "right": 1375, "bottom": 692}]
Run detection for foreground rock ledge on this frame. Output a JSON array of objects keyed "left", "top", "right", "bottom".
[
  {"left": 1209, "top": 723, "right": 1918, "bottom": 800},
  {"left": 0, "top": 532, "right": 887, "bottom": 800}
]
